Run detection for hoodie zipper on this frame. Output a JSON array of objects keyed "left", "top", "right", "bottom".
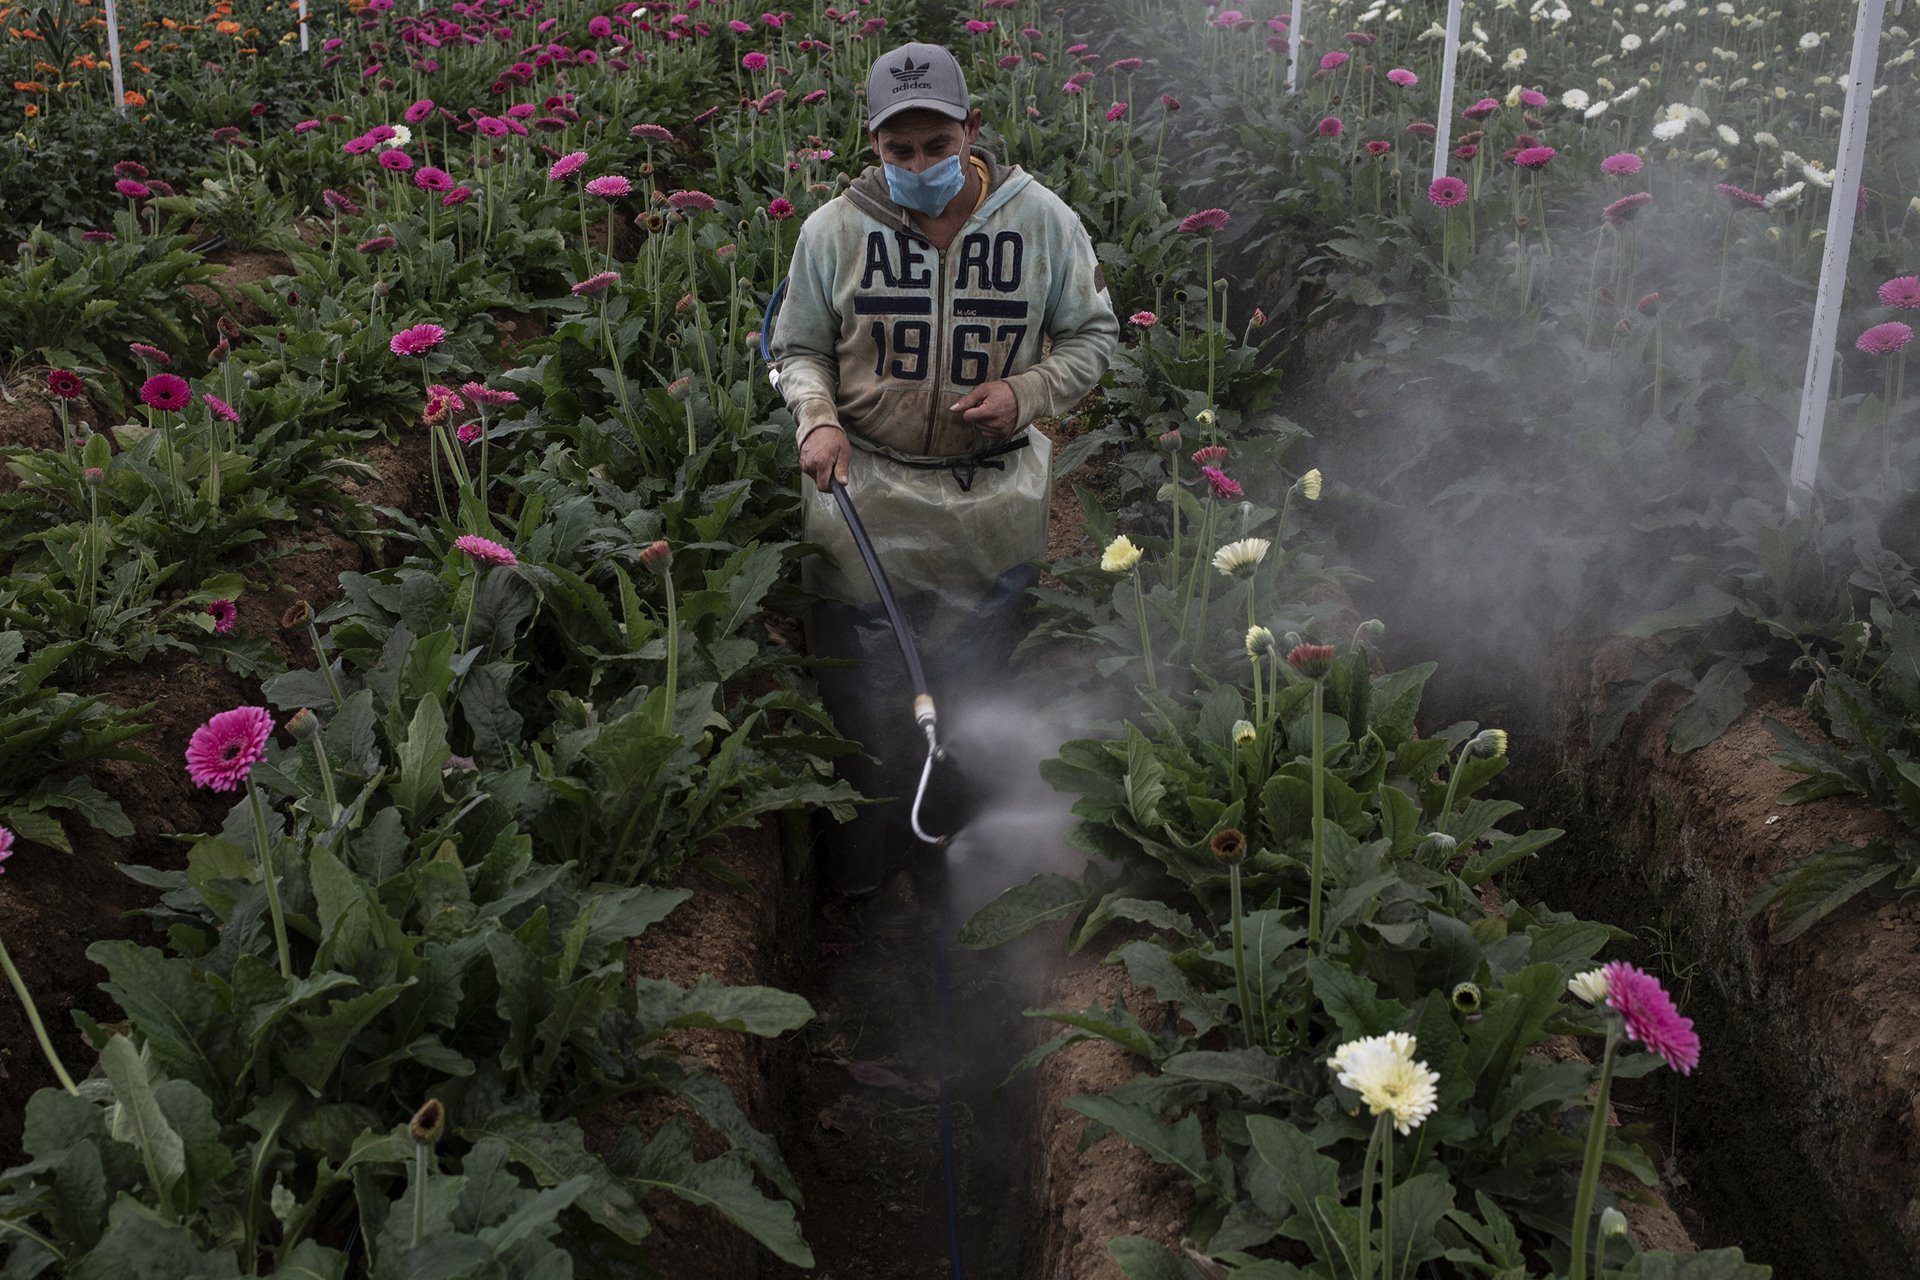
[{"left": 924, "top": 245, "right": 948, "bottom": 456}]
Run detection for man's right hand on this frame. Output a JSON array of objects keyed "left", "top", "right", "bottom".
[{"left": 800, "top": 425, "right": 851, "bottom": 493}]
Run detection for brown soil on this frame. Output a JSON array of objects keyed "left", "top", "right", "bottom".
[
  {"left": 0, "top": 381, "right": 102, "bottom": 495},
  {"left": 488, "top": 309, "right": 548, "bottom": 353},
  {"left": 1030, "top": 944, "right": 1192, "bottom": 1280},
  {"left": 1531, "top": 649, "right": 1916, "bottom": 1275},
  {"left": 343, "top": 431, "right": 437, "bottom": 524},
  {"left": 185, "top": 247, "right": 297, "bottom": 329}
]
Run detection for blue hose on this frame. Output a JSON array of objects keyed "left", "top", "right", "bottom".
[{"left": 758, "top": 275, "right": 788, "bottom": 364}]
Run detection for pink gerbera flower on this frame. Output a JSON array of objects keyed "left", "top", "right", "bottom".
[
  {"left": 1105, "top": 102, "right": 1128, "bottom": 122},
  {"left": 390, "top": 323, "right": 448, "bottom": 356},
  {"left": 424, "top": 384, "right": 464, "bottom": 423},
  {"left": 1319, "top": 51, "right": 1348, "bottom": 70},
  {"left": 378, "top": 149, "right": 414, "bottom": 172},
  {"left": 741, "top": 51, "right": 769, "bottom": 70},
  {"left": 113, "top": 160, "right": 148, "bottom": 179},
  {"left": 358, "top": 235, "right": 399, "bottom": 254},
  {"left": 457, "top": 422, "right": 482, "bottom": 444},
  {"left": 414, "top": 166, "right": 455, "bottom": 192},
  {"left": 1601, "top": 152, "right": 1643, "bottom": 176},
  {"left": 461, "top": 383, "right": 520, "bottom": 407},
  {"left": 667, "top": 189, "right": 718, "bottom": 212},
  {"left": 1602, "top": 961, "right": 1700, "bottom": 1075},
  {"left": 115, "top": 179, "right": 152, "bottom": 199},
  {"left": 1428, "top": 176, "right": 1469, "bottom": 209},
  {"left": 1178, "top": 208, "right": 1231, "bottom": 233},
  {"left": 1877, "top": 276, "right": 1920, "bottom": 309},
  {"left": 1406, "top": 121, "right": 1436, "bottom": 139},
  {"left": 1191, "top": 445, "right": 1228, "bottom": 465},
  {"left": 454, "top": 533, "right": 517, "bottom": 566},
  {"left": 1519, "top": 89, "right": 1548, "bottom": 108},
  {"left": 1386, "top": 68, "right": 1418, "bottom": 86},
  {"left": 1714, "top": 182, "right": 1767, "bottom": 210},
  {"left": 572, "top": 270, "right": 621, "bottom": 295},
  {"left": 767, "top": 197, "right": 795, "bottom": 219},
  {"left": 1317, "top": 115, "right": 1344, "bottom": 138},
  {"left": 443, "top": 187, "right": 473, "bottom": 208},
  {"left": 476, "top": 116, "right": 510, "bottom": 138},
  {"left": 585, "top": 174, "right": 632, "bottom": 198},
  {"left": 548, "top": 150, "right": 589, "bottom": 181},
  {"left": 323, "top": 188, "right": 361, "bottom": 215},
  {"left": 0, "top": 825, "right": 12, "bottom": 872},
  {"left": 1365, "top": 140, "right": 1391, "bottom": 157},
  {"left": 630, "top": 123, "right": 674, "bottom": 142},
  {"left": 130, "top": 342, "right": 171, "bottom": 366},
  {"left": 1129, "top": 311, "right": 1157, "bottom": 327},
  {"left": 1200, "top": 465, "right": 1242, "bottom": 500},
  {"left": 1513, "top": 145, "right": 1557, "bottom": 169},
  {"left": 1463, "top": 97, "right": 1500, "bottom": 120},
  {"left": 1603, "top": 192, "right": 1654, "bottom": 225},
  {"left": 140, "top": 374, "right": 191, "bottom": 412},
  {"left": 202, "top": 392, "right": 239, "bottom": 422},
  {"left": 1857, "top": 322, "right": 1914, "bottom": 356},
  {"left": 205, "top": 598, "right": 237, "bottom": 633},
  {"left": 184, "top": 706, "right": 274, "bottom": 791}
]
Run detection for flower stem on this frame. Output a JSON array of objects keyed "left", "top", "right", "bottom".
[
  {"left": 247, "top": 779, "right": 293, "bottom": 980},
  {"left": 661, "top": 573, "right": 680, "bottom": 738},
  {"left": 1357, "top": 1113, "right": 1385, "bottom": 1280},
  {"left": 1568, "top": 1028, "right": 1622, "bottom": 1280},
  {"left": 1131, "top": 567, "right": 1157, "bottom": 690},
  {"left": 1307, "top": 678, "right": 1327, "bottom": 950},
  {"left": 411, "top": 1142, "right": 429, "bottom": 1248},
  {"left": 0, "top": 934, "right": 79, "bottom": 1095},
  {"left": 1228, "top": 859, "right": 1252, "bottom": 1047},
  {"left": 459, "top": 564, "right": 481, "bottom": 655},
  {"left": 305, "top": 617, "right": 346, "bottom": 711},
  {"left": 1381, "top": 1122, "right": 1397, "bottom": 1280},
  {"left": 310, "top": 733, "right": 339, "bottom": 826}
]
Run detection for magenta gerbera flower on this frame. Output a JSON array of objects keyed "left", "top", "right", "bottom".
[
  {"left": 548, "top": 150, "right": 589, "bottom": 181},
  {"left": 585, "top": 174, "right": 632, "bottom": 198},
  {"left": 185, "top": 706, "right": 274, "bottom": 791},
  {"left": 1877, "top": 276, "right": 1920, "bottom": 309},
  {"left": 1428, "top": 176, "right": 1469, "bottom": 209},
  {"left": 202, "top": 392, "right": 239, "bottom": 422},
  {"left": 414, "top": 166, "right": 455, "bottom": 192},
  {"left": 1602, "top": 961, "right": 1700, "bottom": 1075},
  {"left": 0, "top": 824, "right": 12, "bottom": 871},
  {"left": 1602, "top": 191, "right": 1654, "bottom": 225},
  {"left": 45, "top": 369, "right": 83, "bottom": 399},
  {"left": 322, "top": 188, "right": 361, "bottom": 216},
  {"left": 1513, "top": 145, "right": 1557, "bottom": 169},
  {"left": 358, "top": 235, "right": 398, "bottom": 254},
  {"left": 1463, "top": 97, "right": 1500, "bottom": 120},
  {"left": 378, "top": 149, "right": 414, "bottom": 172},
  {"left": 1319, "top": 51, "right": 1348, "bottom": 70},
  {"left": 140, "top": 374, "right": 191, "bottom": 412},
  {"left": 1129, "top": 311, "right": 1157, "bottom": 327},
  {"left": 767, "top": 197, "right": 795, "bottom": 219},
  {"left": 667, "top": 189, "right": 718, "bottom": 212},
  {"left": 115, "top": 179, "right": 152, "bottom": 199},
  {"left": 741, "top": 51, "right": 769, "bottom": 70},
  {"left": 404, "top": 98, "right": 435, "bottom": 124},
  {"left": 1406, "top": 121, "right": 1436, "bottom": 139},
  {"left": 1713, "top": 182, "right": 1767, "bottom": 210},
  {"left": 461, "top": 383, "right": 520, "bottom": 407},
  {"left": 130, "top": 342, "right": 171, "bottom": 366},
  {"left": 477, "top": 116, "right": 510, "bottom": 138},
  {"left": 1857, "top": 322, "right": 1914, "bottom": 356},
  {"left": 1601, "top": 152, "right": 1644, "bottom": 176},
  {"left": 1386, "top": 68, "right": 1418, "bottom": 86},
  {"left": 572, "top": 271, "right": 621, "bottom": 295},
  {"left": 1200, "top": 465, "right": 1243, "bottom": 500},
  {"left": 1178, "top": 208, "right": 1231, "bottom": 233},
  {"left": 1317, "top": 115, "right": 1344, "bottom": 138},
  {"left": 630, "top": 123, "right": 674, "bottom": 142},
  {"left": 454, "top": 534, "right": 517, "bottom": 566},
  {"left": 205, "top": 598, "right": 237, "bottom": 634},
  {"left": 113, "top": 160, "right": 148, "bottom": 179},
  {"left": 457, "top": 422, "right": 482, "bottom": 444},
  {"left": 390, "top": 323, "right": 448, "bottom": 356},
  {"left": 1519, "top": 89, "right": 1548, "bottom": 108}
]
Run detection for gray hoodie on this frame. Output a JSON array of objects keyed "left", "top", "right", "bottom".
[{"left": 771, "top": 148, "right": 1119, "bottom": 461}]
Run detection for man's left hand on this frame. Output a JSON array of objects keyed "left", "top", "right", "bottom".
[{"left": 950, "top": 380, "right": 1019, "bottom": 439}]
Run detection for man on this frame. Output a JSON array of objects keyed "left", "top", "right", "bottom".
[{"left": 771, "top": 40, "right": 1118, "bottom": 895}]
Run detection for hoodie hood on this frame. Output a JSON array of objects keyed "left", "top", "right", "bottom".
[{"left": 844, "top": 145, "right": 1034, "bottom": 240}]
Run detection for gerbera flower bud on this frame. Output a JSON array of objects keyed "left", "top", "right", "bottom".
[
  {"left": 410, "top": 1098, "right": 446, "bottom": 1144},
  {"left": 1246, "top": 625, "right": 1275, "bottom": 658},
  {"left": 1469, "top": 728, "right": 1509, "bottom": 758},
  {"left": 1194, "top": 408, "right": 1216, "bottom": 428},
  {"left": 1157, "top": 430, "right": 1182, "bottom": 450},
  {"left": 281, "top": 600, "right": 313, "bottom": 629},
  {"left": 1286, "top": 642, "right": 1336, "bottom": 678},
  {"left": 1297, "top": 468, "right": 1322, "bottom": 499},
  {"left": 284, "top": 707, "right": 319, "bottom": 740},
  {"left": 1450, "top": 981, "right": 1483, "bottom": 1014},
  {"left": 1568, "top": 968, "right": 1610, "bottom": 1005},
  {"left": 639, "top": 539, "right": 672, "bottom": 574},
  {"left": 1209, "top": 828, "right": 1247, "bottom": 863},
  {"left": 1231, "top": 720, "right": 1256, "bottom": 747},
  {"left": 1100, "top": 534, "right": 1143, "bottom": 573},
  {"left": 1601, "top": 1208, "right": 1630, "bottom": 1239}
]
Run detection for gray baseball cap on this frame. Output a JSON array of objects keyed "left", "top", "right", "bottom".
[{"left": 866, "top": 42, "right": 970, "bottom": 130}]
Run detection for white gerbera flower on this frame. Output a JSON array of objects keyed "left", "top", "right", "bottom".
[
  {"left": 1568, "top": 969, "right": 1610, "bottom": 1004},
  {"left": 1621, "top": 32, "right": 1643, "bottom": 50},
  {"left": 1652, "top": 118, "right": 1688, "bottom": 141},
  {"left": 1327, "top": 1033, "right": 1442, "bottom": 1136},
  {"left": 1716, "top": 124, "right": 1740, "bottom": 145},
  {"left": 1212, "top": 538, "right": 1272, "bottom": 577},
  {"left": 1585, "top": 100, "right": 1610, "bottom": 119},
  {"left": 1562, "top": 88, "right": 1592, "bottom": 110},
  {"left": 389, "top": 124, "right": 413, "bottom": 147},
  {"left": 1798, "top": 31, "right": 1821, "bottom": 50},
  {"left": 1100, "top": 535, "right": 1142, "bottom": 573},
  {"left": 1297, "top": 469, "right": 1322, "bottom": 500},
  {"left": 1766, "top": 181, "right": 1806, "bottom": 209},
  {"left": 1802, "top": 163, "right": 1834, "bottom": 189}
]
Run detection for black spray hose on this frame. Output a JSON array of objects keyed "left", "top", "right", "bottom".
[{"left": 766, "top": 279, "right": 964, "bottom": 1278}]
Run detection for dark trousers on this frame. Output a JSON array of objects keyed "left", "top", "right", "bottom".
[{"left": 807, "top": 565, "right": 1035, "bottom": 895}]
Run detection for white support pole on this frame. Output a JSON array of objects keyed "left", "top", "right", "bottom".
[
  {"left": 102, "top": 0, "right": 126, "bottom": 111},
  {"left": 1787, "top": 0, "right": 1886, "bottom": 515},
  {"left": 299, "top": 0, "right": 309, "bottom": 52},
  {"left": 1285, "top": 0, "right": 1305, "bottom": 93},
  {"left": 1430, "top": 0, "right": 1464, "bottom": 183}
]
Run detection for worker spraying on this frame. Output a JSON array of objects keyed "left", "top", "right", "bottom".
[{"left": 769, "top": 40, "right": 1119, "bottom": 896}]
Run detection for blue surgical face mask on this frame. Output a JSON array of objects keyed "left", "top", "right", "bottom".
[{"left": 884, "top": 153, "right": 967, "bottom": 216}]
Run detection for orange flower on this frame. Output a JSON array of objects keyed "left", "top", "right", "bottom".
[
  {"left": 12, "top": 80, "right": 46, "bottom": 92},
  {"left": 216, "top": 19, "right": 238, "bottom": 32},
  {"left": 32, "top": 59, "right": 55, "bottom": 72},
  {"left": 237, "top": 45, "right": 256, "bottom": 53},
  {"left": 122, "top": 88, "right": 145, "bottom": 105},
  {"left": 132, "top": 59, "right": 152, "bottom": 72},
  {"left": 160, "top": 16, "right": 176, "bottom": 28},
  {"left": 133, "top": 38, "right": 149, "bottom": 50},
  {"left": 23, "top": 102, "right": 37, "bottom": 115}
]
